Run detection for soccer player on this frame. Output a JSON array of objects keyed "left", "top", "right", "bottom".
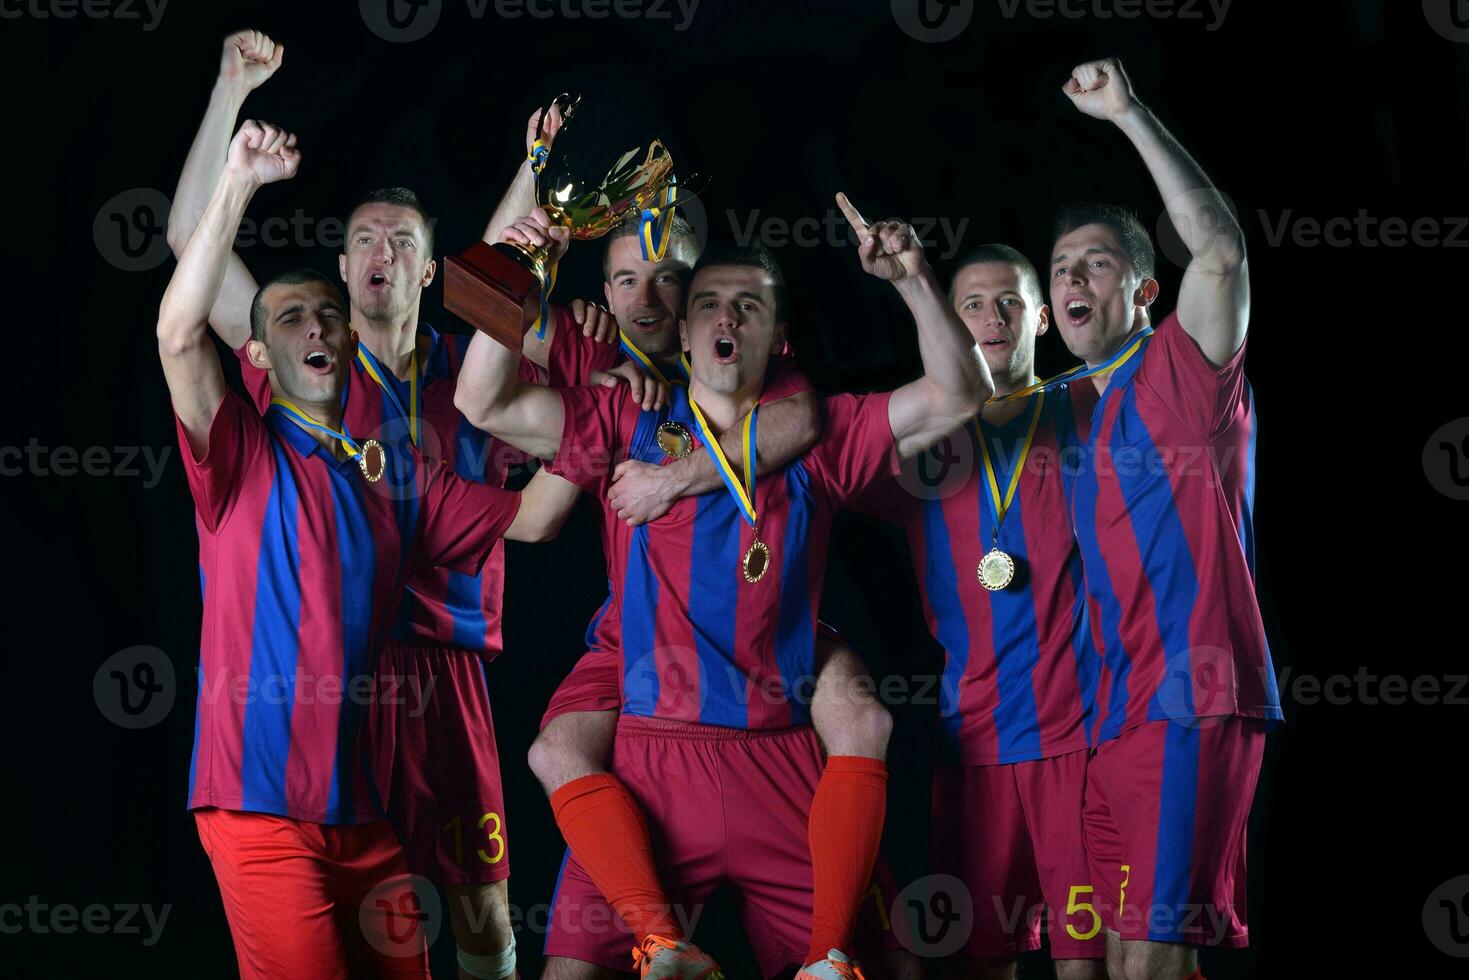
[
  {"left": 455, "top": 194, "right": 991, "bottom": 978},
  {"left": 853, "top": 246, "right": 1105, "bottom": 979},
  {"left": 160, "top": 120, "right": 571, "bottom": 979},
  {"left": 1048, "top": 59, "right": 1280, "bottom": 980},
  {"left": 164, "top": 34, "right": 587, "bottom": 978},
  {"left": 483, "top": 204, "right": 916, "bottom": 979}
]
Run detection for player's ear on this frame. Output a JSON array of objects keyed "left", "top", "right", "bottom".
[
  {"left": 679, "top": 318, "right": 690, "bottom": 352},
  {"left": 338, "top": 251, "right": 348, "bottom": 282},
  {"left": 1035, "top": 304, "right": 1051, "bottom": 337},
  {"left": 603, "top": 279, "right": 614, "bottom": 310},
  {"left": 245, "top": 337, "right": 271, "bottom": 371},
  {"left": 1136, "top": 277, "right": 1160, "bottom": 308},
  {"left": 772, "top": 321, "right": 788, "bottom": 357},
  {"left": 420, "top": 258, "right": 436, "bottom": 289}
]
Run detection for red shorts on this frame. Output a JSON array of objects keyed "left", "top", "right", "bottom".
[
  {"left": 930, "top": 750, "right": 1103, "bottom": 960},
  {"left": 539, "top": 622, "right": 850, "bottom": 731},
  {"left": 194, "top": 808, "right": 430, "bottom": 979},
  {"left": 1082, "top": 717, "right": 1266, "bottom": 947},
  {"left": 543, "top": 716, "right": 902, "bottom": 977},
  {"left": 371, "top": 642, "right": 510, "bottom": 886},
  {"left": 540, "top": 645, "right": 622, "bottom": 730}
]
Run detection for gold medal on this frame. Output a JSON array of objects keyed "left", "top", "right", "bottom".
[
  {"left": 977, "top": 547, "right": 1015, "bottom": 591},
  {"left": 742, "top": 538, "right": 770, "bottom": 584},
  {"left": 656, "top": 421, "right": 693, "bottom": 459},
  {"left": 359, "top": 439, "right": 386, "bottom": 483}
]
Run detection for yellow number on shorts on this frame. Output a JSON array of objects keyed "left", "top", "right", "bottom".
[
  {"left": 865, "top": 883, "right": 891, "bottom": 931},
  {"left": 1118, "top": 864, "right": 1132, "bottom": 917},
  {"left": 1064, "top": 885, "right": 1102, "bottom": 941},
  {"left": 443, "top": 813, "right": 464, "bottom": 865},
  {"left": 477, "top": 811, "right": 506, "bottom": 864}
]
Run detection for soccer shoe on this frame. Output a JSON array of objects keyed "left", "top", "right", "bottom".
[
  {"left": 631, "top": 934, "right": 725, "bottom": 979},
  {"left": 795, "top": 947, "right": 866, "bottom": 980}
]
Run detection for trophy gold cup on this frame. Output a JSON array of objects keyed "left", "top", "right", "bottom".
[{"left": 444, "top": 95, "right": 688, "bottom": 348}]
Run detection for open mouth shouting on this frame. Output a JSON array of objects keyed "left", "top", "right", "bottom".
[
  {"left": 366, "top": 271, "right": 389, "bottom": 291},
  {"left": 1064, "top": 296, "right": 1095, "bottom": 327},
  {"left": 303, "top": 347, "right": 336, "bottom": 375},
  {"left": 712, "top": 335, "right": 739, "bottom": 364}
]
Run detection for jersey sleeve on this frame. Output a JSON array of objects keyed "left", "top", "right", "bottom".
[
  {"left": 417, "top": 457, "right": 523, "bottom": 575},
  {"left": 535, "top": 304, "right": 623, "bottom": 388},
  {"left": 542, "top": 384, "right": 630, "bottom": 496},
  {"left": 1135, "top": 310, "right": 1251, "bottom": 441},
  {"left": 802, "top": 392, "right": 900, "bottom": 507},
  {"left": 173, "top": 389, "right": 267, "bottom": 533},
  {"left": 762, "top": 353, "right": 815, "bottom": 403}
]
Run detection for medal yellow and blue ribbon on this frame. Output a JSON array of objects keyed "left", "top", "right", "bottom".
[
  {"left": 268, "top": 396, "right": 377, "bottom": 470},
  {"left": 975, "top": 388, "right": 1045, "bottom": 542},
  {"left": 688, "top": 398, "right": 759, "bottom": 529},
  {"left": 638, "top": 181, "right": 678, "bottom": 262},
  {"left": 354, "top": 343, "right": 420, "bottom": 446},
  {"left": 619, "top": 330, "right": 692, "bottom": 388},
  {"left": 990, "top": 325, "right": 1154, "bottom": 403}
]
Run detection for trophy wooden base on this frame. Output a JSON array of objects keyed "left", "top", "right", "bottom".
[{"left": 443, "top": 241, "right": 542, "bottom": 350}]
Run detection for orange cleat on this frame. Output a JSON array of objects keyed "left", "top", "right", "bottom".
[{"left": 795, "top": 947, "right": 866, "bottom": 980}]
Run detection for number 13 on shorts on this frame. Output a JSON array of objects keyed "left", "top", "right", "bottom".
[{"left": 443, "top": 811, "right": 506, "bottom": 865}]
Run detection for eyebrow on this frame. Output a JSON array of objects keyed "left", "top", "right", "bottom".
[
  {"left": 274, "top": 303, "right": 304, "bottom": 323},
  {"left": 1052, "top": 245, "right": 1121, "bottom": 265},
  {"left": 958, "top": 289, "right": 1021, "bottom": 303}
]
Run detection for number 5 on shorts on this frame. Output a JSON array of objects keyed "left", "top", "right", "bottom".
[{"left": 1065, "top": 885, "right": 1102, "bottom": 941}]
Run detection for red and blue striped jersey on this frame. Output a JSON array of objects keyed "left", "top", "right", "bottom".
[
  {"left": 855, "top": 383, "right": 1102, "bottom": 764},
  {"left": 239, "top": 325, "right": 544, "bottom": 658},
  {"left": 179, "top": 391, "right": 521, "bottom": 823},
  {"left": 547, "top": 385, "right": 896, "bottom": 729},
  {"left": 1068, "top": 312, "right": 1281, "bottom": 742}
]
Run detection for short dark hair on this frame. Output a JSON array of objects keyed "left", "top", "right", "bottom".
[
  {"left": 949, "top": 243, "right": 1044, "bottom": 308},
  {"left": 346, "top": 187, "right": 434, "bottom": 256},
  {"left": 602, "top": 214, "right": 700, "bottom": 280},
  {"left": 249, "top": 268, "right": 344, "bottom": 342},
  {"left": 687, "top": 241, "right": 789, "bottom": 322},
  {"left": 1051, "top": 203, "right": 1155, "bottom": 281}
]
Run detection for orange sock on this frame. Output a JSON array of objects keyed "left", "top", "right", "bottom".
[
  {"left": 550, "top": 773, "right": 681, "bottom": 943},
  {"left": 806, "top": 755, "right": 888, "bottom": 963}
]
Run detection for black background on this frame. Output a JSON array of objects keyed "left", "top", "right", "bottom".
[{"left": 4, "top": 0, "right": 1466, "bottom": 976}]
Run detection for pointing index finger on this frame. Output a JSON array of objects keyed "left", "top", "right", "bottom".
[{"left": 836, "top": 192, "right": 869, "bottom": 237}]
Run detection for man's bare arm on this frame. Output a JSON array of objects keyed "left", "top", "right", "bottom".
[
  {"left": 503, "top": 468, "right": 582, "bottom": 543},
  {"left": 160, "top": 122, "right": 299, "bottom": 455},
  {"left": 607, "top": 391, "right": 820, "bottom": 525},
  {"left": 165, "top": 30, "right": 282, "bottom": 349},
  {"left": 1065, "top": 58, "right": 1249, "bottom": 366}
]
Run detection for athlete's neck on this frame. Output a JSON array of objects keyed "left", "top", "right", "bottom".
[
  {"left": 276, "top": 389, "right": 349, "bottom": 458},
  {"left": 352, "top": 308, "right": 421, "bottom": 380},
  {"left": 688, "top": 379, "right": 761, "bottom": 434},
  {"left": 1085, "top": 321, "right": 1150, "bottom": 393},
  {"left": 981, "top": 367, "right": 1037, "bottom": 424}
]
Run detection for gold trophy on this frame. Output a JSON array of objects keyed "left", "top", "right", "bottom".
[{"left": 444, "top": 95, "right": 688, "bottom": 348}]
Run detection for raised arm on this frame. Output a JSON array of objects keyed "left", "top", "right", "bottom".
[
  {"left": 165, "top": 30, "right": 282, "bottom": 349},
  {"left": 837, "top": 193, "right": 990, "bottom": 458},
  {"left": 606, "top": 391, "right": 820, "bottom": 526},
  {"left": 1065, "top": 58, "right": 1249, "bottom": 366},
  {"left": 159, "top": 121, "right": 300, "bottom": 455}
]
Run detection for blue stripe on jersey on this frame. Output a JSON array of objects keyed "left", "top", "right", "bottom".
[
  {"left": 1105, "top": 391, "right": 1201, "bottom": 728},
  {"left": 1073, "top": 399, "right": 1134, "bottom": 745},
  {"left": 689, "top": 492, "right": 748, "bottom": 727},
  {"left": 985, "top": 449, "right": 1043, "bottom": 762},
  {"left": 240, "top": 440, "right": 303, "bottom": 805},
  {"left": 1151, "top": 722, "right": 1201, "bottom": 942},
  {"left": 621, "top": 524, "right": 660, "bottom": 716},
  {"left": 584, "top": 592, "right": 613, "bottom": 648},
  {"left": 919, "top": 492, "right": 969, "bottom": 750},
  {"left": 775, "top": 463, "right": 816, "bottom": 725},
  {"left": 326, "top": 462, "right": 378, "bottom": 821},
  {"left": 1052, "top": 391, "right": 1102, "bottom": 743}
]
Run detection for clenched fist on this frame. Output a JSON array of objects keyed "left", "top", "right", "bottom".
[
  {"left": 220, "top": 30, "right": 283, "bottom": 94},
  {"left": 227, "top": 120, "right": 301, "bottom": 186},
  {"left": 1063, "top": 57, "right": 1140, "bottom": 122}
]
